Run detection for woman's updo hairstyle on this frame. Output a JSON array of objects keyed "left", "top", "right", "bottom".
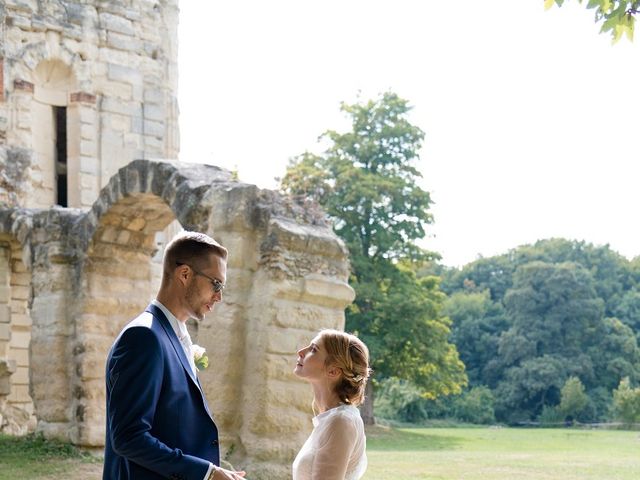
[{"left": 319, "top": 329, "right": 372, "bottom": 407}]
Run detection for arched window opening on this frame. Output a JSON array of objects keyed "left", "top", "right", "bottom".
[
  {"left": 54, "top": 106, "right": 67, "bottom": 207},
  {"left": 32, "top": 60, "right": 76, "bottom": 208}
]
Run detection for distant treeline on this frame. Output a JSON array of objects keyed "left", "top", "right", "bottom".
[{"left": 376, "top": 238, "right": 640, "bottom": 425}]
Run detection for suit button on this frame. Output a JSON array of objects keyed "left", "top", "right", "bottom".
[{"left": 212, "top": 439, "right": 219, "bottom": 446}]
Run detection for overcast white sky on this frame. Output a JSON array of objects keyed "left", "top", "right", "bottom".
[{"left": 178, "top": 1, "right": 640, "bottom": 268}]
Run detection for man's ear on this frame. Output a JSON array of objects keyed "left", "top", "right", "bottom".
[{"left": 176, "top": 264, "right": 191, "bottom": 285}]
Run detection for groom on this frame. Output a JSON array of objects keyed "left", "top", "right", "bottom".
[{"left": 103, "top": 231, "right": 246, "bottom": 480}]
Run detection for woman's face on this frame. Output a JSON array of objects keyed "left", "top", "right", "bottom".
[{"left": 294, "top": 335, "right": 329, "bottom": 381}]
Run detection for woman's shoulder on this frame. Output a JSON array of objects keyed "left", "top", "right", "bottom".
[{"left": 322, "top": 405, "right": 363, "bottom": 429}]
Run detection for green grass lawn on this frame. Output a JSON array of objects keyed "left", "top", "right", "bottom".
[
  {"left": 0, "top": 433, "right": 101, "bottom": 480},
  {"left": 364, "top": 426, "right": 640, "bottom": 480},
  {"left": 2, "top": 427, "right": 639, "bottom": 479}
]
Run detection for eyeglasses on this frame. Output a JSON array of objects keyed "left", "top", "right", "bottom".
[{"left": 176, "top": 262, "right": 225, "bottom": 293}]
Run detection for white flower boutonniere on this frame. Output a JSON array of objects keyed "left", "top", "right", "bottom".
[{"left": 192, "top": 344, "right": 209, "bottom": 371}]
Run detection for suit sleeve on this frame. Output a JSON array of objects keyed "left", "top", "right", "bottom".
[{"left": 106, "top": 326, "right": 210, "bottom": 479}]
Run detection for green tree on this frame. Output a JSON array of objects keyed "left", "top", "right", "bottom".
[
  {"left": 441, "top": 255, "right": 515, "bottom": 302},
  {"left": 443, "top": 290, "right": 509, "bottom": 387},
  {"left": 281, "top": 92, "right": 466, "bottom": 421},
  {"left": 547, "top": 0, "right": 639, "bottom": 42},
  {"left": 503, "top": 262, "right": 604, "bottom": 358},
  {"left": 588, "top": 317, "right": 640, "bottom": 391},
  {"left": 441, "top": 240, "right": 640, "bottom": 422},
  {"left": 451, "top": 386, "right": 496, "bottom": 424},
  {"left": 611, "top": 377, "right": 640, "bottom": 424},
  {"left": 494, "top": 262, "right": 604, "bottom": 421},
  {"left": 494, "top": 354, "right": 568, "bottom": 423},
  {"left": 612, "top": 289, "right": 640, "bottom": 342},
  {"left": 558, "top": 376, "right": 589, "bottom": 420},
  {"left": 282, "top": 92, "right": 433, "bottom": 262}
]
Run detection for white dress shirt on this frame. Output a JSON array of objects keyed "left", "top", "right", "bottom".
[{"left": 151, "top": 299, "right": 197, "bottom": 376}]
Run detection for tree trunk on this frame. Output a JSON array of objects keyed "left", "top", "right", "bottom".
[{"left": 359, "top": 381, "right": 375, "bottom": 425}]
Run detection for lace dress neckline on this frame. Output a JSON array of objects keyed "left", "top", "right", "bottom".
[{"left": 313, "top": 404, "right": 354, "bottom": 426}]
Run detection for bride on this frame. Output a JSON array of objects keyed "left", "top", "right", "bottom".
[{"left": 292, "top": 329, "right": 371, "bottom": 480}]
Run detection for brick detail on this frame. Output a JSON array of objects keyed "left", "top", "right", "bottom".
[
  {"left": 13, "top": 79, "right": 34, "bottom": 93},
  {"left": 70, "top": 91, "right": 97, "bottom": 104}
]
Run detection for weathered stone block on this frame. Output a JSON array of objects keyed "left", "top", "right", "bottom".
[
  {"left": 107, "top": 63, "right": 142, "bottom": 85},
  {"left": 10, "top": 285, "right": 29, "bottom": 301},
  {"left": 266, "top": 326, "right": 307, "bottom": 356},
  {"left": 107, "top": 31, "right": 142, "bottom": 52},
  {"left": 144, "top": 88, "right": 163, "bottom": 104},
  {"left": 11, "top": 348, "right": 28, "bottom": 367},
  {"left": 80, "top": 155, "right": 99, "bottom": 175},
  {"left": 8, "top": 384, "right": 29, "bottom": 403},
  {"left": 13, "top": 365, "right": 28, "bottom": 384},
  {"left": 9, "top": 330, "right": 29, "bottom": 348},
  {"left": 143, "top": 119, "right": 164, "bottom": 137},
  {"left": 0, "top": 304, "right": 10, "bottom": 323},
  {"left": 0, "top": 359, "right": 16, "bottom": 395},
  {"left": 0, "top": 286, "right": 10, "bottom": 304},
  {"left": 99, "top": 13, "right": 135, "bottom": 36},
  {"left": 10, "top": 272, "right": 30, "bottom": 286},
  {"left": 10, "top": 313, "right": 30, "bottom": 328},
  {"left": 143, "top": 103, "right": 164, "bottom": 121},
  {"left": 0, "top": 324, "right": 10, "bottom": 341}
]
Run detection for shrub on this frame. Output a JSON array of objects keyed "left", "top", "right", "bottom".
[
  {"left": 611, "top": 377, "right": 640, "bottom": 425},
  {"left": 538, "top": 405, "right": 564, "bottom": 426},
  {"left": 558, "top": 376, "right": 589, "bottom": 420},
  {"left": 451, "top": 386, "right": 496, "bottom": 424},
  {"left": 375, "top": 378, "right": 428, "bottom": 423}
]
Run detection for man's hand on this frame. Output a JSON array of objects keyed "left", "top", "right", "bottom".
[{"left": 212, "top": 466, "right": 246, "bottom": 480}]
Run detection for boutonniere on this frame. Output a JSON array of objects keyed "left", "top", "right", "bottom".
[{"left": 192, "top": 344, "right": 209, "bottom": 371}]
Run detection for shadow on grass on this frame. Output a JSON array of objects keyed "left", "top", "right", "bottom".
[{"left": 365, "top": 426, "right": 464, "bottom": 452}]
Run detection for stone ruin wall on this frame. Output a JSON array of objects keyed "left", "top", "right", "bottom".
[
  {"left": 0, "top": 230, "right": 34, "bottom": 433},
  {"left": 0, "top": 0, "right": 180, "bottom": 209},
  {"left": 0, "top": 3, "right": 356, "bottom": 478},
  {"left": 0, "top": 160, "right": 355, "bottom": 480}
]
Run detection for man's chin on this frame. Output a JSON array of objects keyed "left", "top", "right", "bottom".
[{"left": 189, "top": 310, "right": 206, "bottom": 322}]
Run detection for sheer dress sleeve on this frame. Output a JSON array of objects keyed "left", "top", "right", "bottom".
[{"left": 311, "top": 413, "right": 357, "bottom": 480}]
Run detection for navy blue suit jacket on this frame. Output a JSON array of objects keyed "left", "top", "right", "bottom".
[{"left": 103, "top": 304, "right": 219, "bottom": 480}]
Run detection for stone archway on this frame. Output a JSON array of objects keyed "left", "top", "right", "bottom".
[
  {"left": 67, "top": 159, "right": 230, "bottom": 446},
  {"left": 0, "top": 159, "right": 354, "bottom": 479},
  {"left": 0, "top": 228, "right": 35, "bottom": 435}
]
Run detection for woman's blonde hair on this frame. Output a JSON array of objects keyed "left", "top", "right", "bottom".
[{"left": 319, "top": 329, "right": 372, "bottom": 407}]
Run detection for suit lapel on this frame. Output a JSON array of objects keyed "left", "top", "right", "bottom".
[
  {"left": 145, "top": 304, "right": 215, "bottom": 421},
  {"left": 145, "top": 304, "right": 201, "bottom": 391}
]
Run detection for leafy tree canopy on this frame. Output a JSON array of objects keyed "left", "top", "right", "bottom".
[
  {"left": 547, "top": 0, "right": 640, "bottom": 42},
  {"left": 281, "top": 91, "right": 434, "bottom": 263},
  {"left": 559, "top": 376, "right": 589, "bottom": 418},
  {"left": 441, "top": 240, "right": 640, "bottom": 422},
  {"left": 280, "top": 92, "right": 466, "bottom": 412}
]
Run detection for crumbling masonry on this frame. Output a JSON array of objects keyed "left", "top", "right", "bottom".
[{"left": 0, "top": 2, "right": 353, "bottom": 479}]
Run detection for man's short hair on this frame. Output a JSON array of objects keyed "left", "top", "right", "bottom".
[{"left": 163, "top": 231, "right": 228, "bottom": 277}]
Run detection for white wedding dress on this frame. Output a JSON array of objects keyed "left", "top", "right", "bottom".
[{"left": 292, "top": 404, "right": 367, "bottom": 480}]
